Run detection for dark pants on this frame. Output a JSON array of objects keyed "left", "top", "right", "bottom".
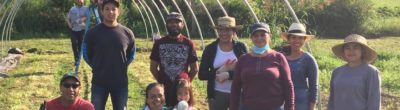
[
  {"left": 91, "top": 84, "right": 128, "bottom": 110},
  {"left": 70, "top": 30, "right": 84, "bottom": 65},
  {"left": 208, "top": 90, "right": 230, "bottom": 110},
  {"left": 164, "top": 80, "right": 178, "bottom": 107}
]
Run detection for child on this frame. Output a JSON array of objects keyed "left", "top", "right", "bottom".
[
  {"left": 328, "top": 34, "right": 381, "bottom": 110},
  {"left": 174, "top": 79, "right": 195, "bottom": 110},
  {"left": 143, "top": 83, "right": 168, "bottom": 110}
]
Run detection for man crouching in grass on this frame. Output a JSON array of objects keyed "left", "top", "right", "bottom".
[{"left": 45, "top": 74, "right": 94, "bottom": 110}]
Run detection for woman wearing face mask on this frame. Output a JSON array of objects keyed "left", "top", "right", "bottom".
[{"left": 230, "top": 23, "right": 294, "bottom": 110}]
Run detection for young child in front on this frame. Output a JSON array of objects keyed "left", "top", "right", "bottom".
[{"left": 173, "top": 79, "right": 195, "bottom": 110}]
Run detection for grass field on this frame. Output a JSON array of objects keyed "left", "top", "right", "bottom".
[
  {"left": 0, "top": 36, "right": 399, "bottom": 110},
  {"left": 365, "top": 0, "right": 400, "bottom": 36},
  {"left": 372, "top": 0, "right": 400, "bottom": 8}
]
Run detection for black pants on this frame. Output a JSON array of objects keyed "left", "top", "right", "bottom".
[{"left": 70, "top": 30, "right": 84, "bottom": 65}]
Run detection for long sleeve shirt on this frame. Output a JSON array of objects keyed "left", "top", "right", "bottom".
[
  {"left": 287, "top": 52, "right": 318, "bottom": 103},
  {"left": 230, "top": 51, "right": 294, "bottom": 110},
  {"left": 82, "top": 23, "right": 135, "bottom": 88},
  {"left": 328, "top": 63, "right": 381, "bottom": 110},
  {"left": 198, "top": 39, "right": 248, "bottom": 99}
]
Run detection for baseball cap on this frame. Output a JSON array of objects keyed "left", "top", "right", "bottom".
[
  {"left": 250, "top": 22, "right": 271, "bottom": 35},
  {"left": 60, "top": 74, "right": 80, "bottom": 85},
  {"left": 166, "top": 12, "right": 184, "bottom": 22}
]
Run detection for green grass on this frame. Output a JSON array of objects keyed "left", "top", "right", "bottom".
[
  {"left": 365, "top": 0, "right": 400, "bottom": 36},
  {"left": 364, "top": 17, "right": 400, "bottom": 36},
  {"left": 372, "top": 0, "right": 400, "bottom": 8},
  {"left": 0, "top": 37, "right": 399, "bottom": 109}
]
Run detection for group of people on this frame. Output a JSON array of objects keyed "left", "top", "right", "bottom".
[{"left": 45, "top": 0, "right": 381, "bottom": 110}]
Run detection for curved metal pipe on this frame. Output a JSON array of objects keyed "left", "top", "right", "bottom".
[
  {"left": 0, "top": 1, "right": 11, "bottom": 58},
  {"left": 171, "top": 0, "right": 191, "bottom": 39},
  {"left": 0, "top": 4, "right": 10, "bottom": 30},
  {"left": 1, "top": 0, "right": 18, "bottom": 57},
  {"left": 158, "top": 0, "right": 169, "bottom": 14},
  {"left": 151, "top": 0, "right": 167, "bottom": 33},
  {"left": 283, "top": 0, "right": 300, "bottom": 23},
  {"left": 6, "top": 0, "right": 21, "bottom": 49},
  {"left": 243, "top": 0, "right": 259, "bottom": 23},
  {"left": 7, "top": 0, "right": 24, "bottom": 47},
  {"left": 132, "top": 0, "right": 149, "bottom": 41},
  {"left": 138, "top": 0, "right": 154, "bottom": 37},
  {"left": 141, "top": 0, "right": 160, "bottom": 34},
  {"left": 0, "top": 0, "right": 10, "bottom": 16},
  {"left": 216, "top": 0, "right": 228, "bottom": 16},
  {"left": 199, "top": 0, "right": 218, "bottom": 38},
  {"left": 182, "top": 0, "right": 204, "bottom": 50}
]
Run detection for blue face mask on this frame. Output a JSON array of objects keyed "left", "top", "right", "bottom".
[{"left": 252, "top": 44, "right": 270, "bottom": 55}]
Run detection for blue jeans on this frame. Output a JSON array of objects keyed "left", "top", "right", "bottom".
[
  {"left": 295, "top": 89, "right": 309, "bottom": 110},
  {"left": 91, "top": 84, "right": 128, "bottom": 110}
]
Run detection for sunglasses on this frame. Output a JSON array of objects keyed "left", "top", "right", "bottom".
[{"left": 62, "top": 83, "right": 80, "bottom": 89}]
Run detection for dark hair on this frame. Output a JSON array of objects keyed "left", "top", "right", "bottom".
[
  {"left": 342, "top": 43, "right": 365, "bottom": 61},
  {"left": 274, "top": 44, "right": 291, "bottom": 56},
  {"left": 145, "top": 83, "right": 164, "bottom": 99},
  {"left": 176, "top": 79, "right": 195, "bottom": 106},
  {"left": 144, "top": 83, "right": 164, "bottom": 107}
]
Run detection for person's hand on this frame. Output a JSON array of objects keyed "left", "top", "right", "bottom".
[
  {"left": 216, "top": 71, "right": 229, "bottom": 83},
  {"left": 216, "top": 59, "right": 236, "bottom": 73}
]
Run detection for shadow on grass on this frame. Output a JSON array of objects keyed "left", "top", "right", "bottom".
[
  {"left": 10, "top": 72, "right": 52, "bottom": 78},
  {"left": 82, "top": 69, "right": 90, "bottom": 100},
  {"left": 0, "top": 73, "right": 9, "bottom": 78}
]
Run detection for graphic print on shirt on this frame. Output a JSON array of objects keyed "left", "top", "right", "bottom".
[{"left": 159, "top": 44, "right": 189, "bottom": 81}]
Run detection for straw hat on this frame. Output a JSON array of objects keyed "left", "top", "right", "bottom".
[
  {"left": 213, "top": 16, "right": 243, "bottom": 30},
  {"left": 281, "top": 23, "right": 314, "bottom": 41},
  {"left": 332, "top": 34, "right": 377, "bottom": 63}
]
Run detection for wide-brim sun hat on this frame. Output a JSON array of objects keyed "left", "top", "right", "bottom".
[
  {"left": 332, "top": 34, "right": 377, "bottom": 63},
  {"left": 212, "top": 16, "right": 243, "bottom": 30},
  {"left": 281, "top": 23, "right": 314, "bottom": 41}
]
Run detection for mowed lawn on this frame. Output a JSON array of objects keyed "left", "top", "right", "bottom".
[
  {"left": 372, "top": 0, "right": 400, "bottom": 8},
  {"left": 0, "top": 36, "right": 399, "bottom": 110}
]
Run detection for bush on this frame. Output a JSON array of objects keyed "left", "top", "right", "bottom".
[
  {"left": 14, "top": 0, "right": 73, "bottom": 35},
  {"left": 310, "top": 0, "right": 373, "bottom": 37}
]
